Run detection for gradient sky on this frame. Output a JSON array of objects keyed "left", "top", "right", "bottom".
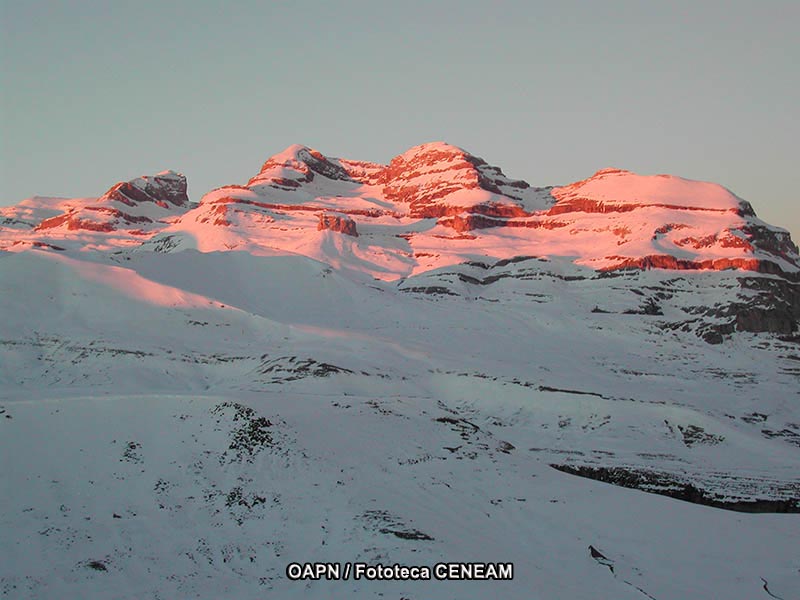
[{"left": 2, "top": 1, "right": 798, "bottom": 238}]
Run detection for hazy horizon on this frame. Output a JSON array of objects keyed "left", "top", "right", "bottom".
[{"left": 2, "top": 1, "right": 798, "bottom": 238}]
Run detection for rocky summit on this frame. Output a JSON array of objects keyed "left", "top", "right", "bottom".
[{"left": 1, "top": 143, "right": 798, "bottom": 600}]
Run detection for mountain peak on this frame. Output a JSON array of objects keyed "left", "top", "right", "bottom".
[
  {"left": 392, "top": 141, "right": 472, "bottom": 161},
  {"left": 100, "top": 171, "right": 189, "bottom": 208},
  {"left": 249, "top": 144, "right": 357, "bottom": 188},
  {"left": 378, "top": 142, "right": 533, "bottom": 217},
  {"left": 269, "top": 144, "right": 326, "bottom": 164}
]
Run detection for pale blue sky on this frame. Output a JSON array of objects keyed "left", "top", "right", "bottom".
[{"left": 2, "top": 1, "right": 798, "bottom": 237}]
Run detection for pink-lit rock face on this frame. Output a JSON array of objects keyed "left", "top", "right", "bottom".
[
  {"left": 2, "top": 144, "right": 798, "bottom": 284},
  {"left": 378, "top": 142, "right": 532, "bottom": 218},
  {"left": 317, "top": 213, "right": 358, "bottom": 237},
  {"left": 36, "top": 213, "right": 118, "bottom": 232},
  {"left": 36, "top": 207, "right": 155, "bottom": 233}
]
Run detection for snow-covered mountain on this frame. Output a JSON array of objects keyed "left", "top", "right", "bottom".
[{"left": 1, "top": 144, "right": 798, "bottom": 599}]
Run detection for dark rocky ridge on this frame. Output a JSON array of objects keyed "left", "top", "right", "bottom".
[{"left": 551, "top": 464, "right": 800, "bottom": 513}]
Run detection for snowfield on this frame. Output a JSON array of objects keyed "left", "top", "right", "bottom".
[
  {"left": 1, "top": 144, "right": 799, "bottom": 598},
  {"left": 2, "top": 390, "right": 798, "bottom": 600}
]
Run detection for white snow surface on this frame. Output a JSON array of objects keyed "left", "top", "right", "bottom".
[
  {"left": 1, "top": 145, "right": 799, "bottom": 599},
  {"left": 552, "top": 168, "right": 746, "bottom": 210}
]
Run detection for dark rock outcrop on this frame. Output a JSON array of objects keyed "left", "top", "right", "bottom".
[
  {"left": 100, "top": 171, "right": 189, "bottom": 208},
  {"left": 743, "top": 224, "right": 800, "bottom": 261},
  {"left": 551, "top": 464, "right": 800, "bottom": 513},
  {"left": 318, "top": 213, "right": 358, "bottom": 237},
  {"left": 733, "top": 277, "right": 800, "bottom": 334}
]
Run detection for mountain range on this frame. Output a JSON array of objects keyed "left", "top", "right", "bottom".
[{"left": 1, "top": 143, "right": 798, "bottom": 599}]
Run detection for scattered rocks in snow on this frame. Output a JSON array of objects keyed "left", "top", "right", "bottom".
[
  {"left": 84, "top": 560, "right": 107, "bottom": 572},
  {"left": 677, "top": 424, "right": 725, "bottom": 447},
  {"left": 360, "top": 509, "right": 434, "bottom": 542},
  {"left": 120, "top": 441, "right": 142, "bottom": 463},
  {"left": 256, "top": 356, "right": 355, "bottom": 383},
  {"left": 760, "top": 427, "right": 800, "bottom": 447},
  {"left": 211, "top": 402, "right": 274, "bottom": 462}
]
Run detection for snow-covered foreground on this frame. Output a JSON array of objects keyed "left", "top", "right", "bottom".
[
  {"left": 1, "top": 244, "right": 799, "bottom": 599},
  {"left": 2, "top": 391, "right": 798, "bottom": 600}
]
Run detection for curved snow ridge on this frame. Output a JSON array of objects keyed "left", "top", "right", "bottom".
[
  {"left": 552, "top": 169, "right": 750, "bottom": 214},
  {"left": 38, "top": 250, "right": 236, "bottom": 309}
]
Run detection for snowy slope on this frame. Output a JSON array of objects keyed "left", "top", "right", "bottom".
[
  {"left": 3, "top": 392, "right": 798, "bottom": 600},
  {"left": 1, "top": 145, "right": 799, "bottom": 599}
]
